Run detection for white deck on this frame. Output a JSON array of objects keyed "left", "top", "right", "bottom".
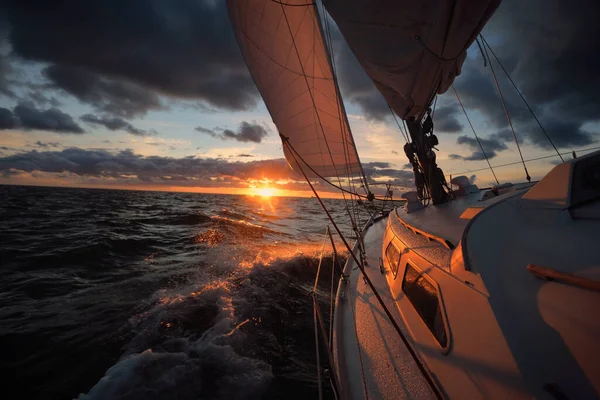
[
  {"left": 399, "top": 183, "right": 535, "bottom": 246},
  {"left": 333, "top": 217, "right": 436, "bottom": 399}
]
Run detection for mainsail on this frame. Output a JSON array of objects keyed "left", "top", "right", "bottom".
[
  {"left": 324, "top": 0, "right": 502, "bottom": 120},
  {"left": 227, "top": 0, "right": 364, "bottom": 181}
]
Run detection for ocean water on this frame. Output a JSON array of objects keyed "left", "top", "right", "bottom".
[{"left": 0, "top": 184, "right": 373, "bottom": 400}]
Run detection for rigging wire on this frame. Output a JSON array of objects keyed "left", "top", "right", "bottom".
[
  {"left": 452, "top": 85, "right": 499, "bottom": 185},
  {"left": 279, "top": 2, "right": 359, "bottom": 240},
  {"left": 475, "top": 37, "right": 487, "bottom": 67},
  {"left": 481, "top": 35, "right": 531, "bottom": 182},
  {"left": 281, "top": 136, "right": 392, "bottom": 201},
  {"left": 448, "top": 145, "right": 600, "bottom": 177},
  {"left": 480, "top": 35, "right": 564, "bottom": 162},
  {"left": 390, "top": 106, "right": 409, "bottom": 143},
  {"left": 284, "top": 138, "right": 444, "bottom": 400},
  {"left": 284, "top": 137, "right": 444, "bottom": 399},
  {"left": 315, "top": 1, "right": 367, "bottom": 235}
]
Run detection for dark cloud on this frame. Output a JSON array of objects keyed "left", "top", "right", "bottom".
[
  {"left": 8, "top": 102, "right": 85, "bottom": 134},
  {"left": 0, "top": 147, "right": 414, "bottom": 191},
  {"left": 0, "top": 56, "right": 16, "bottom": 98},
  {"left": 195, "top": 126, "right": 214, "bottom": 135},
  {"left": 0, "top": 107, "right": 17, "bottom": 129},
  {"left": 331, "top": 22, "right": 390, "bottom": 121},
  {"left": 433, "top": 105, "right": 463, "bottom": 134},
  {"left": 328, "top": 0, "right": 599, "bottom": 152},
  {"left": 362, "top": 161, "right": 413, "bottom": 187},
  {"left": 0, "top": 147, "right": 297, "bottom": 185},
  {"left": 450, "top": 135, "right": 508, "bottom": 161},
  {"left": 34, "top": 141, "right": 60, "bottom": 148},
  {"left": 4, "top": 0, "right": 258, "bottom": 113},
  {"left": 236, "top": 154, "right": 254, "bottom": 158},
  {"left": 80, "top": 114, "right": 151, "bottom": 136},
  {"left": 27, "top": 91, "right": 61, "bottom": 107},
  {"left": 196, "top": 122, "right": 269, "bottom": 143},
  {"left": 452, "top": 0, "right": 599, "bottom": 150},
  {"left": 44, "top": 65, "right": 162, "bottom": 118}
]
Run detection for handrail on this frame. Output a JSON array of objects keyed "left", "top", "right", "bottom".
[
  {"left": 394, "top": 208, "right": 455, "bottom": 250},
  {"left": 312, "top": 226, "right": 343, "bottom": 399},
  {"left": 527, "top": 264, "right": 600, "bottom": 293}
]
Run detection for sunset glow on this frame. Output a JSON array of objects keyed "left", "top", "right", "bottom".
[{"left": 253, "top": 187, "right": 278, "bottom": 197}]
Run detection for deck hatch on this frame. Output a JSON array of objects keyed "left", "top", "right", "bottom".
[{"left": 402, "top": 263, "right": 448, "bottom": 347}]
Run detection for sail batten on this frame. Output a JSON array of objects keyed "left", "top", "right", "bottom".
[
  {"left": 323, "top": 0, "right": 502, "bottom": 120},
  {"left": 227, "top": 0, "right": 364, "bottom": 180}
]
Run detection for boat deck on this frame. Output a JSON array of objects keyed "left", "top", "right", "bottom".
[
  {"left": 399, "top": 183, "right": 535, "bottom": 246},
  {"left": 333, "top": 217, "right": 436, "bottom": 399}
]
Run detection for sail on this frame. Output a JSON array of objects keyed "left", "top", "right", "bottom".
[
  {"left": 227, "top": 0, "right": 363, "bottom": 179},
  {"left": 324, "top": 0, "right": 502, "bottom": 120}
]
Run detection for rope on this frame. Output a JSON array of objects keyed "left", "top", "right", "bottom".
[
  {"left": 480, "top": 35, "right": 564, "bottom": 162},
  {"left": 481, "top": 36, "right": 531, "bottom": 182},
  {"left": 284, "top": 139, "right": 445, "bottom": 400},
  {"left": 452, "top": 85, "right": 499, "bottom": 185}
]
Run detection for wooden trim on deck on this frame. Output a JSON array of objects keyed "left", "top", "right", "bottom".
[{"left": 527, "top": 264, "right": 600, "bottom": 293}]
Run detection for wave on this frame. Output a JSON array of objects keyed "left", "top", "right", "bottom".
[
  {"left": 137, "top": 212, "right": 211, "bottom": 226},
  {"left": 80, "top": 251, "right": 343, "bottom": 399},
  {"left": 207, "top": 215, "right": 285, "bottom": 238}
]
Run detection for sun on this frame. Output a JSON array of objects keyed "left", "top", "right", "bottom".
[{"left": 254, "top": 187, "right": 277, "bottom": 197}]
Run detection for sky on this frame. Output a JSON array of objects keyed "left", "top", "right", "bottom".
[{"left": 0, "top": 0, "right": 599, "bottom": 198}]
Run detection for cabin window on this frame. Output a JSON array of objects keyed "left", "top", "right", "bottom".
[
  {"left": 385, "top": 242, "right": 401, "bottom": 278},
  {"left": 402, "top": 263, "right": 448, "bottom": 347}
]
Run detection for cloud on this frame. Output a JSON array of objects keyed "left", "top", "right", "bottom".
[
  {"left": 27, "top": 90, "right": 61, "bottom": 107},
  {"left": 362, "top": 161, "right": 414, "bottom": 188},
  {"left": 0, "top": 147, "right": 296, "bottom": 185},
  {"left": 4, "top": 102, "right": 85, "bottom": 134},
  {"left": 329, "top": 22, "right": 390, "bottom": 122},
  {"left": 34, "top": 141, "right": 61, "bottom": 148},
  {"left": 80, "top": 114, "right": 151, "bottom": 136},
  {"left": 0, "top": 147, "right": 414, "bottom": 191},
  {"left": 433, "top": 105, "right": 463, "bottom": 133},
  {"left": 452, "top": 0, "right": 599, "bottom": 149},
  {"left": 195, "top": 126, "right": 214, "bottom": 135},
  {"left": 0, "top": 107, "right": 17, "bottom": 129},
  {"left": 4, "top": 0, "right": 258, "bottom": 114},
  {"left": 195, "top": 121, "right": 269, "bottom": 143},
  {"left": 44, "top": 65, "right": 162, "bottom": 118},
  {"left": 450, "top": 135, "right": 508, "bottom": 161},
  {"left": 0, "top": 55, "right": 16, "bottom": 98}
]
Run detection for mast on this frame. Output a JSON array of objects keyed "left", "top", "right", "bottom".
[{"left": 404, "top": 112, "right": 449, "bottom": 205}]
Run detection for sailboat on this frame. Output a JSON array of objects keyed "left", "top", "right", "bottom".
[{"left": 226, "top": 1, "right": 600, "bottom": 399}]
